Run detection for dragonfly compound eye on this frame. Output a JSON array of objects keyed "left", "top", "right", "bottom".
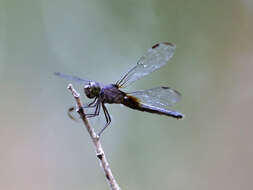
[{"left": 84, "top": 82, "right": 101, "bottom": 99}]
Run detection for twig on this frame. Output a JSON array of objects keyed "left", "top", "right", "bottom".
[{"left": 67, "top": 84, "right": 121, "bottom": 190}]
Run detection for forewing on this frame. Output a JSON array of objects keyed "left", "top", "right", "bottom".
[
  {"left": 116, "top": 42, "right": 176, "bottom": 88},
  {"left": 127, "top": 86, "right": 181, "bottom": 108},
  {"left": 54, "top": 72, "right": 94, "bottom": 85}
]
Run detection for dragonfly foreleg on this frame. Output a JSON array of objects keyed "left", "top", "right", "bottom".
[
  {"left": 67, "top": 98, "right": 99, "bottom": 120},
  {"left": 68, "top": 107, "right": 78, "bottom": 121},
  {"left": 83, "top": 97, "right": 97, "bottom": 108},
  {"left": 98, "top": 103, "right": 111, "bottom": 136}
]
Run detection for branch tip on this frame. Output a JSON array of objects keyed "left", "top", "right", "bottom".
[{"left": 67, "top": 83, "right": 80, "bottom": 98}]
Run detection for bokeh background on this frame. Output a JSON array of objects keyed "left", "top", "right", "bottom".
[{"left": 1, "top": 0, "right": 253, "bottom": 189}]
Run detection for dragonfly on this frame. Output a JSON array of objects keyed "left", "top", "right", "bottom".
[{"left": 55, "top": 42, "right": 184, "bottom": 136}]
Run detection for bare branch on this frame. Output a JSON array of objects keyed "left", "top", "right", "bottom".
[{"left": 67, "top": 84, "right": 121, "bottom": 190}]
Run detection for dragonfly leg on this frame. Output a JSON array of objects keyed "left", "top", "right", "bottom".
[
  {"left": 68, "top": 99, "right": 100, "bottom": 120},
  {"left": 85, "top": 101, "right": 101, "bottom": 118},
  {"left": 83, "top": 97, "right": 97, "bottom": 108},
  {"left": 98, "top": 103, "right": 111, "bottom": 137},
  {"left": 68, "top": 107, "right": 78, "bottom": 121}
]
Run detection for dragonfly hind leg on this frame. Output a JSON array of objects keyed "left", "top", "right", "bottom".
[{"left": 98, "top": 104, "right": 111, "bottom": 137}]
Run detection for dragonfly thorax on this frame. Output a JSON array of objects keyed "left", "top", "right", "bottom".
[{"left": 84, "top": 82, "right": 101, "bottom": 99}]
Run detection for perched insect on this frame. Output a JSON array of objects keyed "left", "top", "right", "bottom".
[{"left": 55, "top": 42, "right": 184, "bottom": 136}]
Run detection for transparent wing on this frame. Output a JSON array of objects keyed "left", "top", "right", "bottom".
[
  {"left": 54, "top": 72, "right": 95, "bottom": 85},
  {"left": 116, "top": 42, "right": 176, "bottom": 88},
  {"left": 127, "top": 86, "right": 181, "bottom": 108}
]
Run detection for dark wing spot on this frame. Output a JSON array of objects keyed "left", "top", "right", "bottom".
[
  {"left": 163, "top": 42, "right": 176, "bottom": 47},
  {"left": 161, "top": 86, "right": 182, "bottom": 97},
  {"left": 152, "top": 42, "right": 176, "bottom": 49},
  {"left": 152, "top": 43, "right": 159, "bottom": 49}
]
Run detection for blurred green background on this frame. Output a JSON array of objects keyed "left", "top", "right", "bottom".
[{"left": 1, "top": 0, "right": 253, "bottom": 189}]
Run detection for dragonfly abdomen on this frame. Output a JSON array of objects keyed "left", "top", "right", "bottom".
[
  {"left": 123, "top": 95, "right": 183, "bottom": 119},
  {"left": 138, "top": 104, "right": 184, "bottom": 119}
]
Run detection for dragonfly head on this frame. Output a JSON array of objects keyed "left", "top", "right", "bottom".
[{"left": 84, "top": 82, "right": 101, "bottom": 99}]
